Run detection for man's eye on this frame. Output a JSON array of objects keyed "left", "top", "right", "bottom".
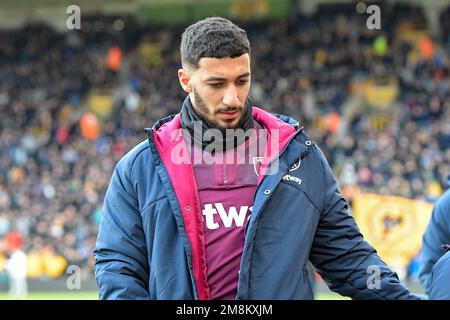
[
  {"left": 209, "top": 83, "right": 223, "bottom": 88},
  {"left": 238, "top": 79, "right": 249, "bottom": 86}
]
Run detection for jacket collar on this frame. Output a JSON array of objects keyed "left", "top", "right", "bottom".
[{"left": 149, "top": 107, "right": 299, "bottom": 146}]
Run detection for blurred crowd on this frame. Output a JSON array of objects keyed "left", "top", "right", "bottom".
[{"left": 0, "top": 3, "right": 449, "bottom": 278}]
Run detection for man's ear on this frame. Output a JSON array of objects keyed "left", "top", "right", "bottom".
[{"left": 178, "top": 68, "right": 192, "bottom": 93}]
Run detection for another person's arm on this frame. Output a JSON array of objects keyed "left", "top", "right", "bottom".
[
  {"left": 419, "top": 190, "right": 450, "bottom": 294},
  {"left": 429, "top": 250, "right": 450, "bottom": 299}
]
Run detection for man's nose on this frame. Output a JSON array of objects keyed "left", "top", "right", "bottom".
[{"left": 222, "top": 86, "right": 240, "bottom": 107}]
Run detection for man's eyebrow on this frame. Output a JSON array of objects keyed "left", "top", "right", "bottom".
[{"left": 205, "top": 72, "right": 251, "bottom": 82}]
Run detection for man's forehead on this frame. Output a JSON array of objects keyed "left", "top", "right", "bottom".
[{"left": 196, "top": 54, "right": 250, "bottom": 78}]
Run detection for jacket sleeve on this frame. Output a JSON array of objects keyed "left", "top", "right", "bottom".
[
  {"left": 419, "top": 190, "right": 450, "bottom": 294},
  {"left": 94, "top": 157, "right": 150, "bottom": 300},
  {"left": 309, "top": 148, "right": 421, "bottom": 300}
]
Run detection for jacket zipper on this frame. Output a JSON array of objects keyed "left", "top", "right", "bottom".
[
  {"left": 236, "top": 127, "right": 305, "bottom": 299},
  {"left": 147, "top": 128, "right": 200, "bottom": 300},
  {"left": 246, "top": 126, "right": 304, "bottom": 235}
]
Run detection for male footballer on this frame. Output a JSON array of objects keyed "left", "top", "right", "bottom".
[{"left": 94, "top": 17, "right": 419, "bottom": 300}]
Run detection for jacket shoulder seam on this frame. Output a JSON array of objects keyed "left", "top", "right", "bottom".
[
  {"left": 281, "top": 181, "right": 320, "bottom": 214},
  {"left": 129, "top": 144, "right": 151, "bottom": 176}
]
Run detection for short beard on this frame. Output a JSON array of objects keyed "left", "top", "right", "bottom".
[{"left": 192, "top": 88, "right": 246, "bottom": 133}]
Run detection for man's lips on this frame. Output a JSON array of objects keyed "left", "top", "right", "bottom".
[{"left": 219, "top": 109, "right": 241, "bottom": 119}]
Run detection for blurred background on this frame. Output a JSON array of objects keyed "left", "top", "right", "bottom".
[{"left": 0, "top": 0, "right": 449, "bottom": 299}]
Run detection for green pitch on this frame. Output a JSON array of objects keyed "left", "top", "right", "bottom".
[
  {"left": 0, "top": 291, "right": 347, "bottom": 300},
  {"left": 0, "top": 291, "right": 99, "bottom": 300}
]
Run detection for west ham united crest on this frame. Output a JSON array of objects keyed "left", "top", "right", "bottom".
[
  {"left": 253, "top": 157, "right": 264, "bottom": 175},
  {"left": 289, "top": 158, "right": 301, "bottom": 172}
]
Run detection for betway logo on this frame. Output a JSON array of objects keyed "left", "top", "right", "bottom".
[
  {"left": 282, "top": 174, "right": 302, "bottom": 186},
  {"left": 202, "top": 203, "right": 253, "bottom": 230}
]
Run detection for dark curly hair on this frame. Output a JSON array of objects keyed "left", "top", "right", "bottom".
[{"left": 180, "top": 17, "right": 251, "bottom": 69}]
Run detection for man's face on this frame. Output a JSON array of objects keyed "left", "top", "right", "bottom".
[{"left": 182, "top": 53, "right": 251, "bottom": 130}]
